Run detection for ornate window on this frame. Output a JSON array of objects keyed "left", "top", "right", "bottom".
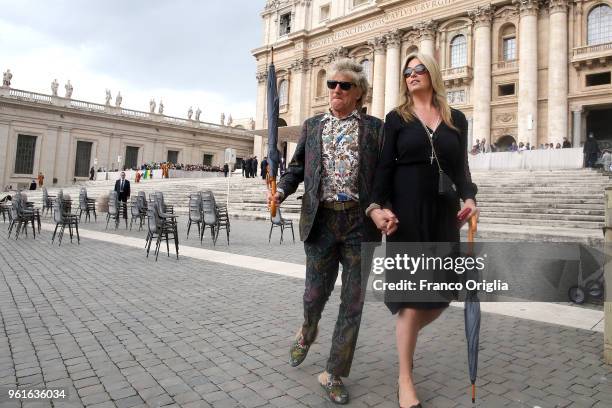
[
  {"left": 14, "top": 134, "right": 37, "bottom": 174},
  {"left": 450, "top": 35, "right": 467, "bottom": 68},
  {"left": 587, "top": 4, "right": 612, "bottom": 45},
  {"left": 361, "top": 59, "right": 372, "bottom": 81},
  {"left": 320, "top": 4, "right": 330, "bottom": 22},
  {"left": 279, "top": 13, "right": 292, "bottom": 37},
  {"left": 278, "top": 79, "right": 289, "bottom": 108},
  {"left": 500, "top": 23, "right": 517, "bottom": 61},
  {"left": 316, "top": 69, "right": 327, "bottom": 97}
]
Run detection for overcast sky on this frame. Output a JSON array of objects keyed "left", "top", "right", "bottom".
[{"left": 0, "top": 0, "right": 263, "bottom": 123}]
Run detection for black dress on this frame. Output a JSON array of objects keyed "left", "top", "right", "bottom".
[{"left": 371, "top": 108, "right": 477, "bottom": 314}]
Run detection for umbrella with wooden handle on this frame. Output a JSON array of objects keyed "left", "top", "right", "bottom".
[{"left": 464, "top": 210, "right": 480, "bottom": 403}]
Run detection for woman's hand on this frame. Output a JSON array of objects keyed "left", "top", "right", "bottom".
[{"left": 457, "top": 199, "right": 478, "bottom": 228}]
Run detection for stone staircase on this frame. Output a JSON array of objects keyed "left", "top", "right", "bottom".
[{"left": 14, "top": 168, "right": 611, "bottom": 244}]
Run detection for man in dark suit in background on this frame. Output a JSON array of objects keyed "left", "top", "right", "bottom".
[
  {"left": 114, "top": 171, "right": 130, "bottom": 219},
  {"left": 252, "top": 156, "right": 258, "bottom": 179}
]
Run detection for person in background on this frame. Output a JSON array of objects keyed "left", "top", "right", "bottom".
[
  {"left": 114, "top": 172, "right": 131, "bottom": 219},
  {"left": 29, "top": 179, "right": 37, "bottom": 190},
  {"left": 260, "top": 157, "right": 268, "bottom": 179},
  {"left": 563, "top": 137, "right": 572, "bottom": 148},
  {"left": 252, "top": 156, "right": 258, "bottom": 179},
  {"left": 37, "top": 172, "right": 44, "bottom": 188},
  {"left": 555, "top": 143, "right": 562, "bottom": 149},
  {"left": 601, "top": 150, "right": 612, "bottom": 172},
  {"left": 510, "top": 142, "right": 518, "bottom": 152},
  {"left": 90, "top": 166, "right": 95, "bottom": 180},
  {"left": 223, "top": 163, "right": 229, "bottom": 177},
  {"left": 583, "top": 133, "right": 600, "bottom": 168}
]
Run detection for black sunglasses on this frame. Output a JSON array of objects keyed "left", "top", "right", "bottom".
[
  {"left": 403, "top": 64, "right": 428, "bottom": 77},
  {"left": 327, "top": 80, "right": 355, "bottom": 91}
]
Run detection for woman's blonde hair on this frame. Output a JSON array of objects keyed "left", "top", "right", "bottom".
[
  {"left": 395, "top": 52, "right": 457, "bottom": 131},
  {"left": 328, "top": 58, "right": 369, "bottom": 109}
]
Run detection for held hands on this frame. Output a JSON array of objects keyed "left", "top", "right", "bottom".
[
  {"left": 457, "top": 199, "right": 478, "bottom": 229},
  {"left": 370, "top": 208, "right": 399, "bottom": 236}
]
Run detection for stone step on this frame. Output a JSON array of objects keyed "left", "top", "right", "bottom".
[
  {"left": 478, "top": 207, "right": 605, "bottom": 216},
  {"left": 478, "top": 216, "right": 603, "bottom": 229},
  {"left": 481, "top": 210, "right": 603, "bottom": 222}
]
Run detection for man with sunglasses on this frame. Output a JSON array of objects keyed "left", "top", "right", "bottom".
[{"left": 267, "top": 59, "right": 386, "bottom": 405}]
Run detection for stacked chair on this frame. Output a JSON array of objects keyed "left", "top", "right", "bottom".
[
  {"left": 199, "top": 190, "right": 230, "bottom": 245},
  {"left": 42, "top": 187, "right": 55, "bottom": 216},
  {"left": 145, "top": 197, "right": 179, "bottom": 261},
  {"left": 106, "top": 191, "right": 125, "bottom": 230},
  {"left": 7, "top": 192, "right": 38, "bottom": 239},
  {"left": 186, "top": 194, "right": 203, "bottom": 239},
  {"left": 78, "top": 187, "right": 97, "bottom": 222},
  {"left": 129, "top": 194, "right": 147, "bottom": 231},
  {"left": 51, "top": 196, "right": 80, "bottom": 245}
]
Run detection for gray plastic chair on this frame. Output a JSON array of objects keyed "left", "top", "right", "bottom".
[
  {"left": 51, "top": 196, "right": 79, "bottom": 245},
  {"left": 186, "top": 194, "right": 203, "bottom": 239},
  {"left": 106, "top": 191, "right": 123, "bottom": 230}
]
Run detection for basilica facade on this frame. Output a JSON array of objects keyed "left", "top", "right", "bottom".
[{"left": 252, "top": 0, "right": 612, "bottom": 156}]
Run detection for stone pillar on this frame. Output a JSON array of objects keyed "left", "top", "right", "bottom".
[
  {"left": 469, "top": 5, "right": 493, "bottom": 144},
  {"left": 287, "top": 142, "right": 298, "bottom": 163},
  {"left": 369, "top": 36, "right": 387, "bottom": 119},
  {"left": 417, "top": 20, "right": 437, "bottom": 57},
  {"left": 42, "top": 127, "right": 59, "bottom": 185},
  {"left": 516, "top": 0, "right": 539, "bottom": 146},
  {"left": 255, "top": 71, "right": 267, "bottom": 130},
  {"left": 290, "top": 57, "right": 310, "bottom": 125},
  {"left": 572, "top": 109, "right": 582, "bottom": 148},
  {"left": 54, "top": 128, "right": 71, "bottom": 185},
  {"left": 0, "top": 122, "right": 9, "bottom": 188},
  {"left": 253, "top": 135, "right": 263, "bottom": 159},
  {"left": 384, "top": 30, "right": 402, "bottom": 115},
  {"left": 547, "top": 0, "right": 569, "bottom": 145},
  {"left": 605, "top": 187, "right": 612, "bottom": 364}
]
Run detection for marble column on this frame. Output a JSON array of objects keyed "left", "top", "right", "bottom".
[
  {"left": 384, "top": 30, "right": 402, "bottom": 115},
  {"left": 469, "top": 5, "right": 493, "bottom": 144},
  {"left": 255, "top": 71, "right": 267, "bottom": 130},
  {"left": 368, "top": 36, "right": 387, "bottom": 119},
  {"left": 572, "top": 109, "right": 582, "bottom": 148},
  {"left": 0, "top": 122, "right": 9, "bottom": 187},
  {"left": 516, "top": 0, "right": 539, "bottom": 146},
  {"left": 547, "top": 0, "right": 569, "bottom": 145},
  {"left": 417, "top": 20, "right": 437, "bottom": 57},
  {"left": 290, "top": 57, "right": 310, "bottom": 125}
]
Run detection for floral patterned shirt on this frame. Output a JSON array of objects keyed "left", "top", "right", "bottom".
[{"left": 320, "top": 109, "right": 360, "bottom": 202}]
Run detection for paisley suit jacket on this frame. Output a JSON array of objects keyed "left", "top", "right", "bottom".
[{"left": 277, "top": 113, "right": 384, "bottom": 242}]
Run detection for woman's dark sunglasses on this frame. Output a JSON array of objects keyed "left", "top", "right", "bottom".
[
  {"left": 327, "top": 80, "right": 355, "bottom": 91},
  {"left": 403, "top": 64, "right": 428, "bottom": 77}
]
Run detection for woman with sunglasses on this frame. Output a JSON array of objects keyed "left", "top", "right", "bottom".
[
  {"left": 366, "top": 52, "right": 478, "bottom": 407},
  {"left": 268, "top": 59, "right": 384, "bottom": 405}
]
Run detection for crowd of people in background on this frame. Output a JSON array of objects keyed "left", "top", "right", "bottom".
[{"left": 470, "top": 137, "right": 573, "bottom": 154}]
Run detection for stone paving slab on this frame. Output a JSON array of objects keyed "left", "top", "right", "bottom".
[{"left": 0, "top": 219, "right": 610, "bottom": 408}]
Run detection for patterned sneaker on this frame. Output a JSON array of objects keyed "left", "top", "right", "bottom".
[
  {"left": 289, "top": 331, "right": 310, "bottom": 367},
  {"left": 318, "top": 371, "right": 349, "bottom": 405}
]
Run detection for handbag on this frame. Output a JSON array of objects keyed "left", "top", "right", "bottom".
[{"left": 417, "top": 116, "right": 457, "bottom": 198}]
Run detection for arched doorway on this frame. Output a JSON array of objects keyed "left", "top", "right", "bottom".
[
  {"left": 278, "top": 118, "right": 288, "bottom": 127},
  {"left": 496, "top": 135, "right": 516, "bottom": 151}
]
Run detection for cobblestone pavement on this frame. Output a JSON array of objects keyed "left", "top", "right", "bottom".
[{"left": 0, "top": 218, "right": 610, "bottom": 408}]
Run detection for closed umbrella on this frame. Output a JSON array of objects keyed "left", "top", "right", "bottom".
[
  {"left": 465, "top": 213, "right": 480, "bottom": 403},
  {"left": 266, "top": 48, "right": 280, "bottom": 217}
]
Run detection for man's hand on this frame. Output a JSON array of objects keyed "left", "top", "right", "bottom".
[{"left": 267, "top": 191, "right": 282, "bottom": 208}]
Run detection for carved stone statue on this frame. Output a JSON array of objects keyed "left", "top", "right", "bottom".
[
  {"left": 149, "top": 98, "right": 156, "bottom": 113},
  {"left": 115, "top": 91, "right": 122, "bottom": 107},
  {"left": 187, "top": 106, "right": 193, "bottom": 120},
  {"left": 2, "top": 69, "right": 12, "bottom": 87},
  {"left": 158, "top": 100, "right": 164, "bottom": 114},
  {"left": 195, "top": 107, "right": 202, "bottom": 121},
  {"left": 51, "top": 79, "right": 59, "bottom": 96},
  {"left": 249, "top": 117, "right": 255, "bottom": 130},
  {"left": 64, "top": 80, "right": 73, "bottom": 98},
  {"left": 227, "top": 114, "right": 233, "bottom": 126},
  {"left": 220, "top": 112, "right": 225, "bottom": 126},
  {"left": 105, "top": 89, "right": 112, "bottom": 105}
]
